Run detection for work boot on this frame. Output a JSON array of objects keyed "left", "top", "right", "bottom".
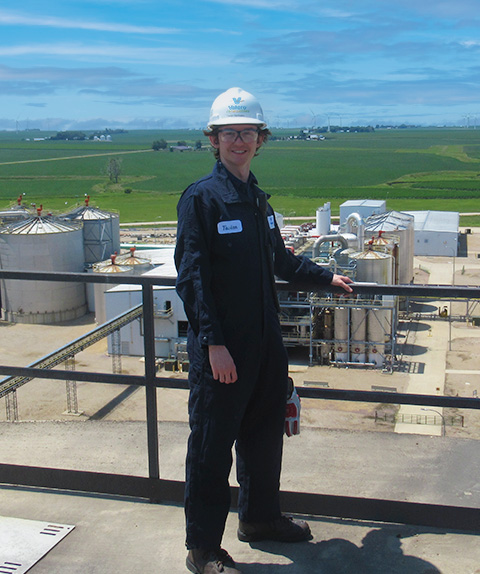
[
  {"left": 186, "top": 548, "right": 242, "bottom": 574},
  {"left": 237, "top": 515, "right": 312, "bottom": 543}
]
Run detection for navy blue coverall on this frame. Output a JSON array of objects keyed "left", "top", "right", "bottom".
[{"left": 175, "top": 161, "right": 333, "bottom": 551}]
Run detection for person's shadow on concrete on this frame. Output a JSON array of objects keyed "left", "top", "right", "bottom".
[{"left": 239, "top": 525, "right": 441, "bottom": 574}]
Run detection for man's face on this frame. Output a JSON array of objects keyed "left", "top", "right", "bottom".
[{"left": 208, "top": 124, "right": 264, "bottom": 176}]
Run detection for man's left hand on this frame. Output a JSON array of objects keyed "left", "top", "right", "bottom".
[{"left": 331, "top": 274, "right": 354, "bottom": 293}]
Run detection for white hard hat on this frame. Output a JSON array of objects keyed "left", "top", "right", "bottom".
[{"left": 206, "top": 87, "right": 267, "bottom": 131}]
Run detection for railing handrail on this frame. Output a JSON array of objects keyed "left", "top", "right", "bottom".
[
  {"left": 2, "top": 268, "right": 480, "bottom": 299},
  {"left": 2, "top": 268, "right": 480, "bottom": 530}
]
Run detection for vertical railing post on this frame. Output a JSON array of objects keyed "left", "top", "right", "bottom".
[{"left": 142, "top": 282, "right": 160, "bottom": 498}]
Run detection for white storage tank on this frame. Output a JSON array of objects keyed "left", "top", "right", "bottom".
[
  {"left": 315, "top": 202, "right": 331, "bottom": 236},
  {"left": 61, "top": 196, "right": 120, "bottom": 264},
  {"left": 349, "top": 249, "right": 393, "bottom": 285},
  {"left": 92, "top": 254, "right": 132, "bottom": 324},
  {"left": 0, "top": 208, "right": 86, "bottom": 324},
  {"left": 367, "top": 232, "right": 398, "bottom": 284}
]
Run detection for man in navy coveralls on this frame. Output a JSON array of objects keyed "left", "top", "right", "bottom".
[{"left": 175, "top": 87, "right": 353, "bottom": 574}]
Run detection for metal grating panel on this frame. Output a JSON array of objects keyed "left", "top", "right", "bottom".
[{"left": 0, "top": 516, "right": 74, "bottom": 573}]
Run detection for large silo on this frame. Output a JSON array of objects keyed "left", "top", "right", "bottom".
[
  {"left": 365, "top": 211, "right": 414, "bottom": 284},
  {"left": 0, "top": 209, "right": 86, "bottom": 324},
  {"left": 61, "top": 196, "right": 120, "bottom": 264}
]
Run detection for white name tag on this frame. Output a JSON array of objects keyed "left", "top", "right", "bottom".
[
  {"left": 218, "top": 220, "right": 243, "bottom": 234},
  {"left": 268, "top": 215, "right": 276, "bottom": 229}
]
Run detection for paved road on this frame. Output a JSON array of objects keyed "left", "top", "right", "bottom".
[{"left": 0, "top": 148, "right": 153, "bottom": 167}]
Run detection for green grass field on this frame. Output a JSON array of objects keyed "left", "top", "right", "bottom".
[{"left": 0, "top": 128, "right": 479, "bottom": 224}]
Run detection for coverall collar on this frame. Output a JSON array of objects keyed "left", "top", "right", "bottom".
[{"left": 215, "top": 161, "right": 270, "bottom": 204}]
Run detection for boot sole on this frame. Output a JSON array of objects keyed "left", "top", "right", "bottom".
[
  {"left": 186, "top": 555, "right": 242, "bottom": 573},
  {"left": 237, "top": 528, "right": 312, "bottom": 543}
]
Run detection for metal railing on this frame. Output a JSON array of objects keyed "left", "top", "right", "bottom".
[{"left": 1, "top": 269, "right": 480, "bottom": 531}]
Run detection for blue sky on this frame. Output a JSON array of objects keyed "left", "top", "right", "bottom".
[{"left": 1, "top": 0, "right": 480, "bottom": 131}]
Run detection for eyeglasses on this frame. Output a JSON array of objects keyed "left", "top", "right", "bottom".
[{"left": 217, "top": 128, "right": 260, "bottom": 143}]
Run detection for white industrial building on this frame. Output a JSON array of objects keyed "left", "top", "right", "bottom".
[
  {"left": 404, "top": 211, "right": 459, "bottom": 257},
  {"left": 340, "top": 200, "right": 386, "bottom": 227},
  {"left": 103, "top": 248, "right": 187, "bottom": 359}
]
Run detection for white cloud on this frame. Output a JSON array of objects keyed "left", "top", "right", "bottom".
[
  {"left": 0, "top": 43, "right": 228, "bottom": 67},
  {"left": 0, "top": 9, "right": 178, "bottom": 35},
  {"left": 206, "top": 0, "right": 356, "bottom": 17}
]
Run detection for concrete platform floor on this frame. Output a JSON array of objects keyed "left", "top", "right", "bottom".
[
  {"left": 1, "top": 481, "right": 479, "bottom": 573},
  {"left": 1, "top": 421, "right": 480, "bottom": 573}
]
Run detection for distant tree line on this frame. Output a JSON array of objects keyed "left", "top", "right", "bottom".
[
  {"left": 152, "top": 139, "right": 203, "bottom": 151},
  {"left": 50, "top": 131, "right": 87, "bottom": 140},
  {"left": 50, "top": 128, "right": 128, "bottom": 141},
  {"left": 375, "top": 124, "right": 419, "bottom": 129},
  {"left": 314, "top": 125, "right": 375, "bottom": 134}
]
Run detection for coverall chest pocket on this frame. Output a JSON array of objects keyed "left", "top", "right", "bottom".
[{"left": 214, "top": 215, "right": 251, "bottom": 258}]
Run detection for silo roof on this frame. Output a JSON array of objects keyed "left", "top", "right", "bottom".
[
  {"left": 62, "top": 206, "right": 118, "bottom": 221},
  {"left": 354, "top": 249, "right": 389, "bottom": 260},
  {"left": 93, "top": 262, "right": 131, "bottom": 273},
  {"left": 1, "top": 216, "right": 81, "bottom": 235},
  {"left": 116, "top": 254, "right": 151, "bottom": 265},
  {"left": 365, "top": 210, "right": 414, "bottom": 231}
]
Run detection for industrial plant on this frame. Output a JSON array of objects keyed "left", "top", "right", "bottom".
[{"left": 0, "top": 195, "right": 461, "bottom": 375}]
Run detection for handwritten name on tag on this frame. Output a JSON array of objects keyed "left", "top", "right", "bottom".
[{"left": 218, "top": 220, "right": 243, "bottom": 235}]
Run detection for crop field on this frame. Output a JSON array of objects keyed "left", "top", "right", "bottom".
[{"left": 0, "top": 128, "right": 479, "bottom": 224}]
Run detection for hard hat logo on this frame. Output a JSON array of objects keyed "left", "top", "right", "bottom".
[
  {"left": 206, "top": 87, "right": 267, "bottom": 131},
  {"left": 228, "top": 104, "right": 248, "bottom": 113}
]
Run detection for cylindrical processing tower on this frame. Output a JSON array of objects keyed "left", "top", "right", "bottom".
[
  {"left": 334, "top": 307, "right": 349, "bottom": 362},
  {"left": 315, "top": 202, "right": 331, "bottom": 236},
  {"left": 351, "top": 308, "right": 367, "bottom": 363},
  {"left": 0, "top": 210, "right": 86, "bottom": 324},
  {"left": 61, "top": 196, "right": 120, "bottom": 264},
  {"left": 367, "top": 307, "right": 391, "bottom": 367}
]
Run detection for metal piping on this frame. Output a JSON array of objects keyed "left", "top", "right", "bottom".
[
  {"left": 313, "top": 234, "right": 348, "bottom": 258},
  {"left": 346, "top": 212, "right": 365, "bottom": 251}
]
